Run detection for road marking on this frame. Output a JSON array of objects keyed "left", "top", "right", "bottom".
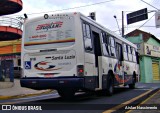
[
  {"left": 103, "top": 89, "right": 153, "bottom": 113},
  {"left": 126, "top": 89, "right": 160, "bottom": 113}
]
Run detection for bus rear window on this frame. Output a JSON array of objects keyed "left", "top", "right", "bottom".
[{"left": 24, "top": 16, "right": 75, "bottom": 50}]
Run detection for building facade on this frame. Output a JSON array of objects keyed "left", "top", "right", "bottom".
[
  {"left": 126, "top": 29, "right": 160, "bottom": 83},
  {"left": 0, "top": 0, "right": 23, "bottom": 88}
]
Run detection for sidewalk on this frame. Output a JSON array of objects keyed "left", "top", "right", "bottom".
[{"left": 0, "top": 79, "right": 53, "bottom": 100}]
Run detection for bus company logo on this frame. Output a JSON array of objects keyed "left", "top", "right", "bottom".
[
  {"left": 34, "top": 61, "right": 61, "bottom": 71},
  {"left": 36, "top": 21, "right": 63, "bottom": 31}
]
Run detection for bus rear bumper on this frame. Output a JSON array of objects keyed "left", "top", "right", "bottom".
[{"left": 20, "top": 77, "right": 84, "bottom": 90}]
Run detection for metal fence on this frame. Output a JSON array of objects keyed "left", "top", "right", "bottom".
[{"left": 0, "top": 16, "right": 23, "bottom": 30}]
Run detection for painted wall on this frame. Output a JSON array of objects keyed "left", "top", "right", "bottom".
[
  {"left": 147, "top": 38, "right": 160, "bottom": 46},
  {"left": 0, "top": 39, "right": 21, "bottom": 54},
  {"left": 139, "top": 56, "right": 145, "bottom": 82},
  {"left": 140, "top": 56, "right": 153, "bottom": 83},
  {"left": 126, "top": 34, "right": 143, "bottom": 43},
  {"left": 127, "top": 35, "right": 160, "bottom": 83}
]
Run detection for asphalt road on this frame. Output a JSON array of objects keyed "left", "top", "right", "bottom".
[{"left": 0, "top": 83, "right": 159, "bottom": 113}]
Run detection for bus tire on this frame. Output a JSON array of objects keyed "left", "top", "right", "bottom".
[
  {"left": 58, "top": 89, "right": 75, "bottom": 100},
  {"left": 106, "top": 73, "right": 114, "bottom": 96},
  {"left": 129, "top": 72, "right": 136, "bottom": 89},
  {"left": 129, "top": 83, "right": 135, "bottom": 89}
]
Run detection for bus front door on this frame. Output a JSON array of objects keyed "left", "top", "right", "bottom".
[{"left": 92, "top": 31, "right": 103, "bottom": 90}]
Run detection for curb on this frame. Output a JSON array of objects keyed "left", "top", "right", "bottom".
[{"left": 0, "top": 90, "right": 54, "bottom": 100}]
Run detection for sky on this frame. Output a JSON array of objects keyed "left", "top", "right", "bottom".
[{"left": 12, "top": 0, "right": 160, "bottom": 39}]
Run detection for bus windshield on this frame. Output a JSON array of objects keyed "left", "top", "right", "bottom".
[{"left": 24, "top": 16, "right": 75, "bottom": 50}]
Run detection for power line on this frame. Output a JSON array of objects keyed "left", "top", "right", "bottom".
[
  {"left": 140, "top": 0, "right": 159, "bottom": 10},
  {"left": 128, "top": 25, "right": 156, "bottom": 28},
  {"left": 114, "top": 25, "right": 156, "bottom": 32},
  {"left": 151, "top": 0, "right": 160, "bottom": 8},
  {"left": 12, "top": 0, "right": 117, "bottom": 17},
  {"left": 138, "top": 13, "right": 155, "bottom": 29},
  {"left": 124, "top": 0, "right": 158, "bottom": 32}
]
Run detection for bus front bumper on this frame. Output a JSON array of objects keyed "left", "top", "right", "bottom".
[{"left": 20, "top": 77, "right": 84, "bottom": 90}]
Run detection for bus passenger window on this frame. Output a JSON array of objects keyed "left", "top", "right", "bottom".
[
  {"left": 128, "top": 45, "right": 132, "bottom": 61},
  {"left": 132, "top": 48, "right": 137, "bottom": 62},
  {"left": 123, "top": 44, "right": 126, "bottom": 52},
  {"left": 116, "top": 43, "right": 123, "bottom": 61},
  {"left": 101, "top": 32, "right": 110, "bottom": 56},
  {"left": 83, "top": 23, "right": 93, "bottom": 52},
  {"left": 108, "top": 45, "right": 111, "bottom": 56},
  {"left": 109, "top": 36, "right": 116, "bottom": 57},
  {"left": 102, "top": 44, "right": 109, "bottom": 56},
  {"left": 83, "top": 24, "right": 86, "bottom": 36},
  {"left": 132, "top": 48, "right": 135, "bottom": 55},
  {"left": 123, "top": 44, "right": 128, "bottom": 61},
  {"left": 130, "top": 47, "right": 133, "bottom": 54},
  {"left": 111, "top": 37, "right": 115, "bottom": 47},
  {"left": 128, "top": 45, "right": 131, "bottom": 53},
  {"left": 86, "top": 24, "right": 91, "bottom": 38}
]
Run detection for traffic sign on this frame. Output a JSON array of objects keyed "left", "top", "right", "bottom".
[{"left": 127, "top": 8, "right": 148, "bottom": 24}]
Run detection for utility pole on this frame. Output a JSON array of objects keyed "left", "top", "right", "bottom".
[{"left": 122, "top": 11, "right": 124, "bottom": 37}]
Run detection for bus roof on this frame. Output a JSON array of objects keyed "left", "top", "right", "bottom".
[{"left": 24, "top": 12, "right": 79, "bottom": 24}]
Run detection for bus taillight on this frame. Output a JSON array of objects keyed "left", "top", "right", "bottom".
[{"left": 77, "top": 65, "right": 84, "bottom": 76}]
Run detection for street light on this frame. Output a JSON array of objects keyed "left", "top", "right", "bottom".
[{"left": 114, "top": 15, "right": 121, "bottom": 36}]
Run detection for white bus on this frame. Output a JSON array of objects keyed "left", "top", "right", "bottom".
[{"left": 20, "top": 12, "right": 139, "bottom": 98}]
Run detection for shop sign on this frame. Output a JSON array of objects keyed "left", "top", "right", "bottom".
[
  {"left": 144, "top": 43, "right": 160, "bottom": 57},
  {"left": 0, "top": 55, "right": 16, "bottom": 60}
]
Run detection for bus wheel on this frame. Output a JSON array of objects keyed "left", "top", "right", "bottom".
[
  {"left": 106, "top": 74, "right": 114, "bottom": 96},
  {"left": 129, "top": 72, "right": 136, "bottom": 89},
  {"left": 129, "top": 83, "right": 135, "bottom": 89},
  {"left": 58, "top": 89, "right": 75, "bottom": 100}
]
